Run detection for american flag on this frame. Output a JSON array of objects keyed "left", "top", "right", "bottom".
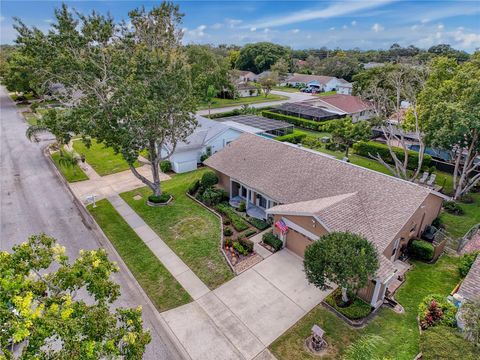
[{"left": 275, "top": 219, "right": 288, "bottom": 233}]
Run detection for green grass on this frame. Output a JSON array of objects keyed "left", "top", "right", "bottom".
[
  {"left": 294, "top": 127, "right": 331, "bottom": 139},
  {"left": 199, "top": 94, "right": 288, "bottom": 110},
  {"left": 23, "top": 112, "right": 39, "bottom": 125},
  {"left": 440, "top": 192, "right": 480, "bottom": 239},
  {"left": 88, "top": 199, "right": 191, "bottom": 311},
  {"left": 317, "top": 90, "right": 337, "bottom": 96},
  {"left": 51, "top": 151, "right": 89, "bottom": 182},
  {"left": 270, "top": 256, "right": 464, "bottom": 360},
  {"left": 72, "top": 139, "right": 141, "bottom": 176},
  {"left": 120, "top": 169, "right": 233, "bottom": 289},
  {"left": 273, "top": 86, "right": 300, "bottom": 93}
]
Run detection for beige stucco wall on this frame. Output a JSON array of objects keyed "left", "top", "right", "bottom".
[
  {"left": 213, "top": 169, "right": 231, "bottom": 195},
  {"left": 383, "top": 193, "right": 443, "bottom": 260}
]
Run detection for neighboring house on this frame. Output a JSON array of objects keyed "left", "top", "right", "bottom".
[
  {"left": 282, "top": 74, "right": 351, "bottom": 93},
  {"left": 336, "top": 78, "right": 353, "bottom": 95},
  {"left": 236, "top": 70, "right": 257, "bottom": 83},
  {"left": 162, "top": 115, "right": 243, "bottom": 173},
  {"left": 454, "top": 255, "right": 480, "bottom": 329},
  {"left": 305, "top": 94, "right": 373, "bottom": 122},
  {"left": 363, "top": 62, "right": 385, "bottom": 69},
  {"left": 274, "top": 101, "right": 342, "bottom": 122},
  {"left": 205, "top": 133, "right": 445, "bottom": 307},
  {"left": 237, "top": 83, "right": 259, "bottom": 98}
]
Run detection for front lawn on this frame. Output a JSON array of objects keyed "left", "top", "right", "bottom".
[
  {"left": 51, "top": 151, "right": 89, "bottom": 182},
  {"left": 440, "top": 192, "right": 480, "bottom": 240},
  {"left": 199, "top": 93, "right": 288, "bottom": 110},
  {"left": 273, "top": 86, "right": 300, "bottom": 93},
  {"left": 88, "top": 199, "right": 191, "bottom": 311},
  {"left": 270, "top": 256, "right": 467, "bottom": 360},
  {"left": 317, "top": 90, "right": 337, "bottom": 96},
  {"left": 120, "top": 169, "right": 233, "bottom": 289},
  {"left": 72, "top": 139, "right": 141, "bottom": 176}
]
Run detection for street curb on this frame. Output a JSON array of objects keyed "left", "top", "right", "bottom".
[{"left": 42, "top": 146, "right": 192, "bottom": 360}]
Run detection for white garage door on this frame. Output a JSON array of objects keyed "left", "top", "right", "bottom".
[{"left": 173, "top": 160, "right": 198, "bottom": 173}]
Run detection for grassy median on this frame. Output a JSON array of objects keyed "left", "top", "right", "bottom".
[{"left": 88, "top": 199, "right": 191, "bottom": 311}]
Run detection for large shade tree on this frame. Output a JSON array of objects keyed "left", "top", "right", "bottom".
[
  {"left": 235, "top": 42, "right": 291, "bottom": 73},
  {"left": 325, "top": 118, "right": 372, "bottom": 158},
  {"left": 304, "top": 232, "right": 379, "bottom": 302},
  {"left": 0, "top": 234, "right": 151, "bottom": 358},
  {"left": 14, "top": 2, "right": 197, "bottom": 197},
  {"left": 419, "top": 54, "right": 480, "bottom": 199}
]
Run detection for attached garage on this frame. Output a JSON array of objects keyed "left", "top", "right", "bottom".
[{"left": 284, "top": 229, "right": 314, "bottom": 257}]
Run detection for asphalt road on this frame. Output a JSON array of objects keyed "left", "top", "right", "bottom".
[{"left": 0, "top": 86, "right": 183, "bottom": 360}]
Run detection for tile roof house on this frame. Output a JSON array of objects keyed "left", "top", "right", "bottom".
[
  {"left": 302, "top": 94, "right": 373, "bottom": 122},
  {"left": 162, "top": 115, "right": 244, "bottom": 173},
  {"left": 205, "top": 133, "right": 445, "bottom": 307}
]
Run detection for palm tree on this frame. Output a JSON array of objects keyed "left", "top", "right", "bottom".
[{"left": 57, "top": 150, "right": 80, "bottom": 175}]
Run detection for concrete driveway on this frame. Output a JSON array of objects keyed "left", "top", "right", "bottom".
[{"left": 162, "top": 249, "right": 332, "bottom": 360}]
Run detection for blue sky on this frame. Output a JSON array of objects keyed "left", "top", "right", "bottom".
[{"left": 1, "top": 1, "right": 479, "bottom": 51}]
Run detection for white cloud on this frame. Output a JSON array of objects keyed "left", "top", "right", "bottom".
[
  {"left": 351, "top": 20, "right": 357, "bottom": 26},
  {"left": 264, "top": 28, "right": 270, "bottom": 33},
  {"left": 411, "top": 25, "right": 418, "bottom": 30},
  {"left": 451, "top": 29, "right": 480, "bottom": 48},
  {"left": 245, "top": 0, "right": 396, "bottom": 29},
  {"left": 211, "top": 23, "right": 223, "bottom": 30},
  {"left": 437, "top": 24, "right": 444, "bottom": 30},
  {"left": 372, "top": 23, "right": 384, "bottom": 32},
  {"left": 226, "top": 19, "right": 242, "bottom": 28},
  {"left": 0, "top": 16, "right": 6, "bottom": 23},
  {"left": 250, "top": 27, "right": 256, "bottom": 32},
  {"left": 186, "top": 25, "right": 207, "bottom": 38},
  {"left": 329, "top": 27, "right": 335, "bottom": 31},
  {"left": 342, "top": 25, "right": 348, "bottom": 29},
  {"left": 292, "top": 28, "right": 300, "bottom": 34}
]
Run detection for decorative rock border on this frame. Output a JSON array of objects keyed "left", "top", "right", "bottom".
[
  {"left": 146, "top": 195, "right": 173, "bottom": 207},
  {"left": 321, "top": 301, "right": 383, "bottom": 328}
]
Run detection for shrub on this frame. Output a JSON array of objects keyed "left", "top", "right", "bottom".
[
  {"left": 262, "top": 232, "right": 283, "bottom": 251},
  {"left": 325, "top": 288, "right": 372, "bottom": 320},
  {"left": 201, "top": 187, "right": 224, "bottom": 206},
  {"left": 420, "top": 326, "right": 479, "bottom": 360},
  {"left": 353, "top": 141, "right": 432, "bottom": 170},
  {"left": 188, "top": 180, "right": 200, "bottom": 195},
  {"left": 223, "top": 227, "right": 233, "bottom": 237},
  {"left": 409, "top": 239, "right": 434, "bottom": 261},
  {"left": 223, "top": 218, "right": 231, "bottom": 226},
  {"left": 261, "top": 110, "right": 322, "bottom": 131},
  {"left": 459, "top": 194, "right": 474, "bottom": 204},
  {"left": 443, "top": 201, "right": 464, "bottom": 215},
  {"left": 418, "top": 294, "right": 457, "bottom": 330},
  {"left": 201, "top": 171, "right": 218, "bottom": 188},
  {"left": 431, "top": 217, "right": 443, "bottom": 229},
  {"left": 200, "top": 154, "right": 209, "bottom": 162},
  {"left": 147, "top": 193, "right": 171, "bottom": 204},
  {"left": 233, "top": 241, "right": 248, "bottom": 256},
  {"left": 275, "top": 131, "right": 307, "bottom": 144},
  {"left": 239, "top": 237, "right": 254, "bottom": 253},
  {"left": 246, "top": 217, "right": 270, "bottom": 230},
  {"left": 159, "top": 160, "right": 171, "bottom": 173},
  {"left": 238, "top": 200, "right": 246, "bottom": 212},
  {"left": 458, "top": 251, "right": 479, "bottom": 278},
  {"left": 242, "top": 228, "right": 257, "bottom": 238},
  {"left": 216, "top": 203, "right": 249, "bottom": 232}
]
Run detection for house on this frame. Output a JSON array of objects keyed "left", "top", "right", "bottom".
[
  {"left": 204, "top": 133, "right": 445, "bottom": 307},
  {"left": 283, "top": 74, "right": 339, "bottom": 92},
  {"left": 236, "top": 83, "right": 259, "bottom": 97},
  {"left": 162, "top": 115, "right": 243, "bottom": 173},
  {"left": 454, "top": 255, "right": 480, "bottom": 329},
  {"left": 363, "top": 62, "right": 385, "bottom": 69},
  {"left": 236, "top": 70, "right": 257, "bottom": 83},
  {"left": 273, "top": 102, "right": 342, "bottom": 122},
  {"left": 336, "top": 78, "right": 353, "bottom": 95},
  {"left": 304, "top": 94, "right": 373, "bottom": 122}
]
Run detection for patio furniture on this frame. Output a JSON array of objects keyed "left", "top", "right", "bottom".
[
  {"left": 419, "top": 172, "right": 429, "bottom": 184},
  {"left": 426, "top": 173, "right": 437, "bottom": 186}
]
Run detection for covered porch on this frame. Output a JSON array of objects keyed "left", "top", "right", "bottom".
[{"left": 229, "top": 179, "right": 278, "bottom": 220}]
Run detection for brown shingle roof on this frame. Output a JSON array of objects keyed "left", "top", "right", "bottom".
[
  {"left": 457, "top": 255, "right": 480, "bottom": 301},
  {"left": 204, "top": 133, "right": 438, "bottom": 254},
  {"left": 306, "top": 94, "right": 370, "bottom": 114}
]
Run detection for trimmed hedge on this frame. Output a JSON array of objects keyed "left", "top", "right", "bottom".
[
  {"left": 325, "top": 288, "right": 372, "bottom": 320},
  {"left": 216, "top": 203, "right": 249, "bottom": 232},
  {"left": 409, "top": 239, "right": 434, "bottom": 261},
  {"left": 200, "top": 187, "right": 225, "bottom": 206},
  {"left": 275, "top": 132, "right": 307, "bottom": 144},
  {"left": 261, "top": 110, "right": 322, "bottom": 131},
  {"left": 262, "top": 231, "right": 283, "bottom": 251},
  {"left": 201, "top": 171, "right": 218, "bottom": 187},
  {"left": 246, "top": 217, "right": 270, "bottom": 230},
  {"left": 188, "top": 180, "right": 200, "bottom": 195},
  {"left": 242, "top": 228, "right": 257, "bottom": 238},
  {"left": 353, "top": 141, "right": 432, "bottom": 170},
  {"left": 148, "top": 193, "right": 171, "bottom": 204}
]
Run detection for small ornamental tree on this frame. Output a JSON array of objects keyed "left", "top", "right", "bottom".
[
  {"left": 259, "top": 72, "right": 279, "bottom": 98},
  {"left": 304, "top": 232, "right": 379, "bottom": 302},
  {"left": 325, "top": 118, "right": 371, "bottom": 158},
  {"left": 0, "top": 234, "right": 151, "bottom": 358}
]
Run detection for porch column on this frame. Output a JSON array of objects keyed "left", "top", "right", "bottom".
[
  {"left": 370, "top": 278, "right": 382, "bottom": 307},
  {"left": 246, "top": 189, "right": 250, "bottom": 209},
  {"left": 229, "top": 178, "right": 232, "bottom": 199}
]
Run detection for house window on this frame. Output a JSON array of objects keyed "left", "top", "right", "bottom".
[
  {"left": 241, "top": 186, "right": 247, "bottom": 198},
  {"left": 206, "top": 146, "right": 212, "bottom": 156},
  {"left": 258, "top": 195, "right": 267, "bottom": 209}
]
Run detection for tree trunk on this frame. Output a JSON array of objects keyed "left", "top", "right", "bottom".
[
  {"left": 345, "top": 144, "right": 350, "bottom": 158},
  {"left": 128, "top": 140, "right": 162, "bottom": 197},
  {"left": 208, "top": 102, "right": 211, "bottom": 116},
  {"left": 341, "top": 287, "right": 349, "bottom": 302}
]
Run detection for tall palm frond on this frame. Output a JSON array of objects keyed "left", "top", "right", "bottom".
[{"left": 25, "top": 124, "right": 49, "bottom": 142}]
